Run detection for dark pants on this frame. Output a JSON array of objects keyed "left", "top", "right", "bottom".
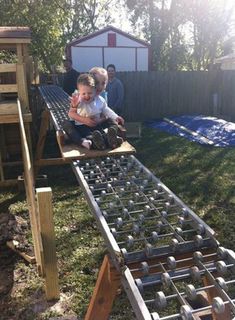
[{"left": 62, "top": 119, "right": 117, "bottom": 145}]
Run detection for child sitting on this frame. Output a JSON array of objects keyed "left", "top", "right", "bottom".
[{"left": 62, "top": 73, "right": 124, "bottom": 150}]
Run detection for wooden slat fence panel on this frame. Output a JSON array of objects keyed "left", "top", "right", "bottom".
[{"left": 117, "top": 70, "right": 235, "bottom": 121}]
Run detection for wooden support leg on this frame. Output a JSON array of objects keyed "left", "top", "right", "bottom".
[
  {"left": 34, "top": 110, "right": 50, "bottom": 176},
  {"left": 36, "top": 187, "right": 60, "bottom": 301},
  {"left": 85, "top": 255, "right": 121, "bottom": 320},
  {"left": 0, "top": 149, "right": 4, "bottom": 181}
]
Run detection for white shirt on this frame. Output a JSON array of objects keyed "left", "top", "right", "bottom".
[{"left": 75, "top": 95, "right": 118, "bottom": 125}]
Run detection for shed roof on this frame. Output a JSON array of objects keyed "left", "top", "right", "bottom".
[
  {"left": 66, "top": 25, "right": 150, "bottom": 48},
  {"left": 0, "top": 27, "right": 31, "bottom": 39}
]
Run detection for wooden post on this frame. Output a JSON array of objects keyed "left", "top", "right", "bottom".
[
  {"left": 17, "top": 99, "right": 43, "bottom": 272},
  {"left": 85, "top": 255, "right": 121, "bottom": 320},
  {"left": 34, "top": 109, "right": 50, "bottom": 176},
  {"left": 36, "top": 187, "right": 60, "bottom": 301},
  {"left": 0, "top": 149, "right": 4, "bottom": 181},
  {"left": 16, "top": 63, "right": 29, "bottom": 112}
]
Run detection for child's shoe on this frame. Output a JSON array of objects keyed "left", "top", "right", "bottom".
[
  {"left": 107, "top": 126, "right": 122, "bottom": 149},
  {"left": 92, "top": 130, "right": 106, "bottom": 150},
  {"left": 81, "top": 139, "right": 92, "bottom": 149},
  {"left": 116, "top": 136, "right": 123, "bottom": 147}
]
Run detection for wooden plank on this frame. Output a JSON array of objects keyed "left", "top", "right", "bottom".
[
  {"left": 17, "top": 44, "right": 23, "bottom": 63},
  {"left": 85, "top": 255, "right": 121, "bottom": 320},
  {"left": 0, "top": 63, "right": 16, "bottom": 73},
  {"left": 2, "top": 160, "right": 23, "bottom": 167},
  {"left": 17, "top": 99, "right": 43, "bottom": 273},
  {"left": 0, "top": 125, "right": 7, "bottom": 160},
  {"left": 0, "top": 38, "right": 30, "bottom": 44},
  {"left": 34, "top": 158, "right": 70, "bottom": 167},
  {"left": 6, "top": 240, "right": 35, "bottom": 263},
  {"left": 0, "top": 148, "right": 4, "bottom": 181},
  {"left": 34, "top": 110, "right": 50, "bottom": 176},
  {"left": 16, "top": 63, "right": 29, "bottom": 112},
  {"left": 36, "top": 187, "right": 60, "bottom": 301},
  {"left": 59, "top": 140, "right": 136, "bottom": 160},
  {"left": 0, "top": 113, "right": 32, "bottom": 124},
  {"left": 0, "top": 101, "right": 18, "bottom": 114},
  {"left": 0, "top": 84, "right": 18, "bottom": 93},
  {"left": 0, "top": 179, "right": 18, "bottom": 187},
  {"left": 0, "top": 27, "right": 31, "bottom": 39},
  {"left": 163, "top": 117, "right": 214, "bottom": 145}
]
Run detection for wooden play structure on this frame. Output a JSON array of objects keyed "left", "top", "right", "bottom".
[
  {"left": 0, "top": 27, "right": 34, "bottom": 186},
  {"left": 0, "top": 27, "right": 59, "bottom": 301}
]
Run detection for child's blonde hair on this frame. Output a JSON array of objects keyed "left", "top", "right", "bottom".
[{"left": 89, "top": 67, "right": 108, "bottom": 78}]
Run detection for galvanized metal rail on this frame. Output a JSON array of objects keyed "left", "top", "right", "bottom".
[
  {"left": 39, "top": 85, "right": 70, "bottom": 131},
  {"left": 72, "top": 155, "right": 235, "bottom": 320}
]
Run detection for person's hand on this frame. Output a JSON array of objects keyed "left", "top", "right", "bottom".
[
  {"left": 70, "top": 90, "right": 80, "bottom": 108},
  {"left": 82, "top": 117, "right": 98, "bottom": 127},
  {"left": 95, "top": 114, "right": 106, "bottom": 124},
  {"left": 116, "top": 116, "right": 124, "bottom": 125}
]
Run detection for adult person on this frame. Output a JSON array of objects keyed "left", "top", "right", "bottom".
[
  {"left": 62, "top": 58, "right": 80, "bottom": 96},
  {"left": 106, "top": 64, "right": 124, "bottom": 115}
]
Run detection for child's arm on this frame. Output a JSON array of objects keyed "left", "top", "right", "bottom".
[
  {"left": 102, "top": 102, "right": 125, "bottom": 125},
  {"left": 68, "top": 107, "right": 97, "bottom": 127}
]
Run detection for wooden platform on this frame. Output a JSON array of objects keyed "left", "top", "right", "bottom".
[{"left": 58, "top": 140, "right": 136, "bottom": 160}]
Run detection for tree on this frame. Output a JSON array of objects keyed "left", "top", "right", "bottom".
[
  {"left": 0, "top": 0, "right": 114, "bottom": 71},
  {"left": 126, "top": 0, "right": 188, "bottom": 70},
  {"left": 183, "top": 0, "right": 235, "bottom": 70},
  {"left": 125, "top": 0, "right": 235, "bottom": 70}
]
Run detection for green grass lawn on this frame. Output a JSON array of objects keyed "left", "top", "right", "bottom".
[{"left": 0, "top": 127, "right": 235, "bottom": 319}]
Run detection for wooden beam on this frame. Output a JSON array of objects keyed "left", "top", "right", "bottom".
[
  {"left": 2, "top": 161, "right": 23, "bottom": 167},
  {"left": 6, "top": 240, "right": 35, "bottom": 263},
  {"left": 17, "top": 99, "right": 43, "bottom": 272},
  {"left": 36, "top": 187, "right": 60, "bottom": 301},
  {"left": 0, "top": 101, "right": 18, "bottom": 114},
  {"left": 34, "top": 158, "right": 70, "bottom": 167},
  {"left": 59, "top": 140, "right": 136, "bottom": 161},
  {"left": 0, "top": 179, "right": 18, "bottom": 187},
  {"left": 0, "top": 38, "right": 31, "bottom": 44},
  {"left": 16, "top": 63, "right": 29, "bottom": 112},
  {"left": 0, "top": 113, "right": 32, "bottom": 124},
  {"left": 0, "top": 63, "right": 16, "bottom": 73},
  {"left": 0, "top": 84, "right": 18, "bottom": 93},
  {"left": 85, "top": 255, "right": 121, "bottom": 320},
  {"left": 34, "top": 110, "right": 50, "bottom": 176},
  {"left": 0, "top": 125, "right": 7, "bottom": 161},
  {"left": 0, "top": 149, "right": 4, "bottom": 181},
  {"left": 17, "top": 44, "right": 23, "bottom": 63}
]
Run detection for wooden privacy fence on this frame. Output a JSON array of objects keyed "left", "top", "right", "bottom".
[
  {"left": 41, "top": 70, "right": 235, "bottom": 122},
  {"left": 117, "top": 70, "right": 235, "bottom": 121}
]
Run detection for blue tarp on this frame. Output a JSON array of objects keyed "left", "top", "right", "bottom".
[{"left": 146, "top": 115, "right": 235, "bottom": 147}]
